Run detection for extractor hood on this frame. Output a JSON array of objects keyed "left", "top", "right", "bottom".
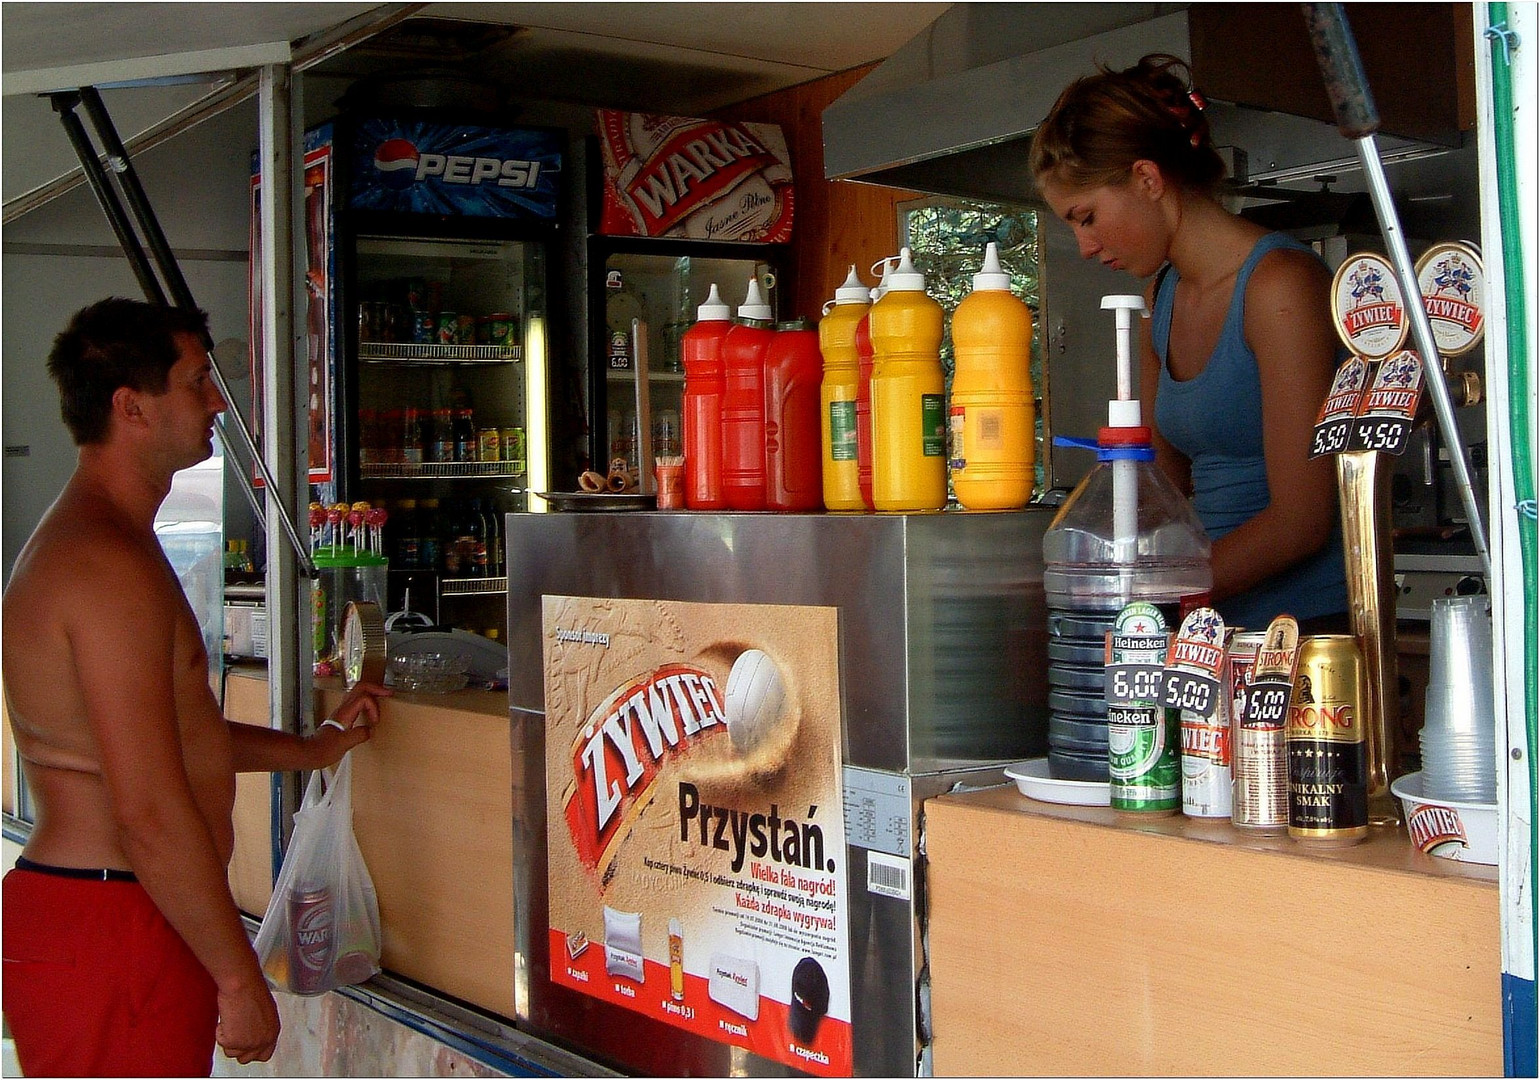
[{"left": 822, "top": 3, "right": 1470, "bottom": 207}]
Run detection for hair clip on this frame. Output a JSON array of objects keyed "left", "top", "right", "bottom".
[{"left": 1187, "top": 89, "right": 1208, "bottom": 113}]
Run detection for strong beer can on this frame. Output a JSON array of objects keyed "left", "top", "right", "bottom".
[
  {"left": 1231, "top": 630, "right": 1288, "bottom": 831},
  {"left": 1286, "top": 634, "right": 1368, "bottom": 845}
]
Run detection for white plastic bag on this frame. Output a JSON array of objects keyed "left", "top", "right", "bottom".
[{"left": 253, "top": 753, "right": 382, "bottom": 995}]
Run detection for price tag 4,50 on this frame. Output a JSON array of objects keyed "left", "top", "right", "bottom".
[
  {"left": 1349, "top": 349, "right": 1423, "bottom": 456},
  {"left": 1159, "top": 608, "right": 1231, "bottom": 719}
]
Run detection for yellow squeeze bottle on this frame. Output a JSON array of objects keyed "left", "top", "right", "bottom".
[
  {"left": 818, "top": 266, "right": 870, "bottom": 511},
  {"left": 949, "top": 241, "right": 1035, "bottom": 509},
  {"left": 869, "top": 247, "right": 946, "bottom": 511}
]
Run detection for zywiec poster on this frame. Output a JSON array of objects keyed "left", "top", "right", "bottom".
[
  {"left": 543, "top": 597, "right": 850, "bottom": 1075},
  {"left": 596, "top": 109, "right": 794, "bottom": 242}
]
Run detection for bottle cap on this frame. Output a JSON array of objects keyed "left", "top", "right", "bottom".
[
  {"left": 870, "top": 257, "right": 895, "bottom": 302},
  {"left": 696, "top": 283, "right": 731, "bottom": 321},
  {"left": 833, "top": 265, "right": 869, "bottom": 304},
  {"left": 1107, "top": 399, "right": 1143, "bottom": 428},
  {"left": 669, "top": 917, "right": 682, "bottom": 937},
  {"left": 737, "top": 277, "right": 773, "bottom": 321},
  {"left": 973, "top": 241, "right": 1012, "bottom": 291},
  {"left": 885, "top": 247, "right": 926, "bottom": 291}
]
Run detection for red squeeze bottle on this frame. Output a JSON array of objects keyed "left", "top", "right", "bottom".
[
  {"left": 721, "top": 277, "right": 775, "bottom": 510},
  {"left": 763, "top": 319, "right": 824, "bottom": 512},
  {"left": 681, "top": 284, "right": 732, "bottom": 509}
]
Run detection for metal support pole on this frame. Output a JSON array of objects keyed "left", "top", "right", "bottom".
[
  {"left": 71, "top": 87, "right": 315, "bottom": 575},
  {"left": 257, "top": 62, "right": 310, "bottom": 856},
  {"left": 1301, "top": 2, "right": 1493, "bottom": 578}
]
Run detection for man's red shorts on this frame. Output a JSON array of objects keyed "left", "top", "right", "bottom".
[{"left": 3, "top": 861, "right": 219, "bottom": 1077}]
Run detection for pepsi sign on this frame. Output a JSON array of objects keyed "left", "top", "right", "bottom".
[{"left": 351, "top": 119, "right": 562, "bottom": 220}]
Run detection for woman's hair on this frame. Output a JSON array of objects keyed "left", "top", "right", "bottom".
[{"left": 1028, "top": 53, "right": 1226, "bottom": 196}]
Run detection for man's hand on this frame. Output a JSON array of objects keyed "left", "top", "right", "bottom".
[
  {"left": 215, "top": 978, "right": 280, "bottom": 1064},
  {"left": 307, "top": 681, "right": 392, "bottom": 769}
]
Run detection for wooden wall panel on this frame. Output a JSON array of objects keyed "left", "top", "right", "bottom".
[
  {"left": 722, "top": 66, "right": 924, "bottom": 321},
  {"left": 223, "top": 669, "right": 277, "bottom": 917},
  {"left": 925, "top": 786, "right": 1501, "bottom": 1077}
]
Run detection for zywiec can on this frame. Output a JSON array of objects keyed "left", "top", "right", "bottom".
[
  {"left": 286, "top": 883, "right": 336, "bottom": 994},
  {"left": 1180, "top": 646, "right": 1232, "bottom": 819},
  {"left": 1107, "top": 602, "right": 1180, "bottom": 816},
  {"left": 1286, "top": 634, "right": 1368, "bottom": 845},
  {"left": 1230, "top": 630, "right": 1285, "bottom": 831}
]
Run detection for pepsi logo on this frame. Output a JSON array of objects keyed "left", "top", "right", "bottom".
[{"left": 373, "top": 139, "right": 420, "bottom": 190}]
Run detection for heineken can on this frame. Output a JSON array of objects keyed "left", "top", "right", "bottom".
[
  {"left": 1287, "top": 634, "right": 1368, "bottom": 845},
  {"left": 1107, "top": 602, "right": 1180, "bottom": 816}
]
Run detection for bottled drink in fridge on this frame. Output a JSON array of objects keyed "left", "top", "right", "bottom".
[
  {"left": 402, "top": 408, "right": 425, "bottom": 465},
  {"left": 818, "top": 266, "right": 869, "bottom": 510},
  {"left": 721, "top": 277, "right": 775, "bottom": 510},
  {"left": 869, "top": 248, "right": 946, "bottom": 511},
  {"left": 764, "top": 319, "right": 824, "bottom": 511},
  {"left": 482, "top": 496, "right": 504, "bottom": 577},
  {"left": 949, "top": 242, "right": 1035, "bottom": 510},
  {"left": 453, "top": 408, "right": 477, "bottom": 463}
]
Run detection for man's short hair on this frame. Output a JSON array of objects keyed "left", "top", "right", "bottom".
[{"left": 46, "top": 298, "right": 210, "bottom": 445}]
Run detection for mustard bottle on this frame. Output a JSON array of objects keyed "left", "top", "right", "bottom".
[
  {"left": 818, "top": 266, "right": 870, "bottom": 511},
  {"left": 869, "top": 247, "right": 946, "bottom": 511},
  {"left": 949, "top": 242, "right": 1035, "bottom": 509}
]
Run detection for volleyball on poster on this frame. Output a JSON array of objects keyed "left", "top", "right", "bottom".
[{"left": 542, "top": 596, "right": 850, "bottom": 1074}]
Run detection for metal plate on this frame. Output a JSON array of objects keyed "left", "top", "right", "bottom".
[{"left": 534, "top": 491, "right": 656, "bottom": 511}]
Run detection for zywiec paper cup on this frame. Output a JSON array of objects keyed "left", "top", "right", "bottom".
[{"left": 1391, "top": 770, "right": 1498, "bottom": 865}]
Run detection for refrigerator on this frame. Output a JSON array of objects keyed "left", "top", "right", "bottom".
[
  {"left": 584, "top": 108, "right": 794, "bottom": 490},
  {"left": 252, "top": 116, "right": 565, "bottom": 639}
]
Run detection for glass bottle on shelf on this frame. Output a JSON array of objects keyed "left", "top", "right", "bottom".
[
  {"left": 606, "top": 269, "right": 643, "bottom": 371},
  {"left": 402, "top": 408, "right": 425, "bottom": 465},
  {"left": 453, "top": 407, "right": 477, "bottom": 464},
  {"left": 482, "top": 497, "right": 504, "bottom": 577},
  {"left": 467, "top": 498, "right": 488, "bottom": 578},
  {"left": 395, "top": 498, "right": 421, "bottom": 569},
  {"left": 443, "top": 500, "right": 467, "bottom": 577},
  {"left": 419, "top": 497, "right": 442, "bottom": 571},
  {"left": 431, "top": 408, "right": 455, "bottom": 464}
]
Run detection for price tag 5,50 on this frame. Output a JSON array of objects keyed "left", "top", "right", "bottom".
[{"left": 1310, "top": 355, "right": 1372, "bottom": 460}]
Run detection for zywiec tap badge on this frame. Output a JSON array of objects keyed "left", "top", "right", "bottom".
[
  {"left": 543, "top": 597, "right": 850, "bottom": 1074},
  {"left": 596, "top": 109, "right": 794, "bottom": 242},
  {"left": 1319, "top": 252, "right": 1424, "bottom": 459},
  {"left": 1415, "top": 241, "right": 1486, "bottom": 357}
]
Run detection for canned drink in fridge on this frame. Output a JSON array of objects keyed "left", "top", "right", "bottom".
[
  {"left": 478, "top": 427, "right": 501, "bottom": 463},
  {"left": 1232, "top": 626, "right": 1291, "bottom": 831},
  {"left": 457, "top": 314, "right": 477, "bottom": 345},
  {"left": 411, "top": 309, "right": 436, "bottom": 345},
  {"left": 1287, "top": 634, "right": 1368, "bottom": 845},
  {"left": 501, "top": 427, "right": 526, "bottom": 474},
  {"left": 485, "top": 312, "right": 515, "bottom": 348},
  {"left": 1180, "top": 647, "right": 1233, "bottom": 818},
  {"left": 437, "top": 311, "right": 459, "bottom": 346},
  {"left": 1106, "top": 602, "right": 1180, "bottom": 816},
  {"left": 287, "top": 882, "right": 335, "bottom": 994}
]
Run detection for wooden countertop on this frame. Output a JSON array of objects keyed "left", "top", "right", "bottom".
[{"left": 923, "top": 783, "right": 1502, "bottom": 1076}]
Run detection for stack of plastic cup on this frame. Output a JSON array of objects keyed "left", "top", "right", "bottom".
[{"left": 1419, "top": 596, "right": 1497, "bottom": 803}]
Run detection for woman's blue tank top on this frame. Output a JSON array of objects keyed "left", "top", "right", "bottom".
[{"left": 1152, "top": 231, "right": 1347, "bottom": 629}]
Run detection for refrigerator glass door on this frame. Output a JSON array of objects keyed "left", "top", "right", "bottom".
[
  {"left": 602, "top": 253, "right": 773, "bottom": 487},
  {"left": 352, "top": 234, "right": 546, "bottom": 639}
]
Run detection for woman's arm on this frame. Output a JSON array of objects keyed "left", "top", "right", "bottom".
[{"left": 1207, "top": 247, "right": 1341, "bottom": 601}]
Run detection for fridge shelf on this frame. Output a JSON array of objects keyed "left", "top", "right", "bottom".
[
  {"left": 607, "top": 369, "right": 683, "bottom": 382},
  {"left": 359, "top": 342, "right": 521, "bottom": 364},
  {"left": 440, "top": 576, "right": 509, "bottom": 596},
  {"left": 361, "top": 462, "right": 526, "bottom": 480}
]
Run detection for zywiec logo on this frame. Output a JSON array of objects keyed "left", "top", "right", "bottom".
[
  {"left": 294, "top": 900, "right": 335, "bottom": 974},
  {"left": 371, "top": 138, "right": 546, "bottom": 192},
  {"left": 564, "top": 663, "right": 727, "bottom": 874},
  {"left": 1180, "top": 715, "right": 1231, "bottom": 762},
  {"left": 1406, "top": 803, "right": 1469, "bottom": 854}
]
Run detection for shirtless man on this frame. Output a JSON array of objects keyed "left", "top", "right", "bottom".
[{"left": 2, "top": 298, "right": 390, "bottom": 1076}]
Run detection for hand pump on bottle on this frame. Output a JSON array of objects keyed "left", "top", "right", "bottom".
[{"left": 1102, "top": 294, "right": 1150, "bottom": 563}]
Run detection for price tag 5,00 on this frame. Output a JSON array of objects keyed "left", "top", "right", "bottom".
[{"left": 1158, "top": 608, "right": 1231, "bottom": 720}]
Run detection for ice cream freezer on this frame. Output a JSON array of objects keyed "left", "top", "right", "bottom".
[{"left": 505, "top": 509, "right": 1055, "bottom": 1076}]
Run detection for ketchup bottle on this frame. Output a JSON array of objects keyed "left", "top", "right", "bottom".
[
  {"left": 855, "top": 258, "right": 894, "bottom": 511},
  {"left": 681, "top": 284, "right": 732, "bottom": 509},
  {"left": 764, "top": 319, "right": 824, "bottom": 512},
  {"left": 720, "top": 277, "right": 774, "bottom": 510}
]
